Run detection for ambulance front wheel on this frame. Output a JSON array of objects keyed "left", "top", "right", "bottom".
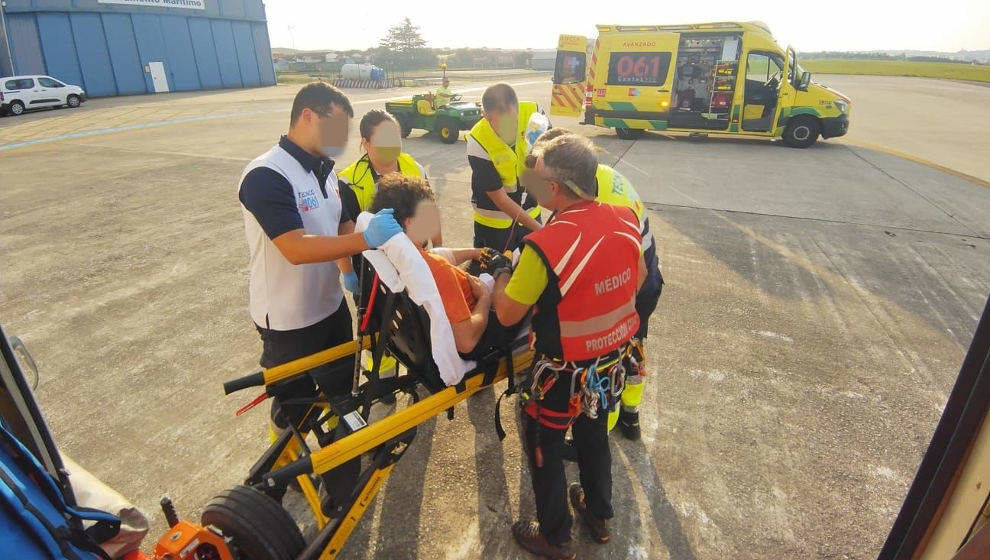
[
  {"left": 615, "top": 127, "right": 645, "bottom": 140},
  {"left": 782, "top": 116, "right": 820, "bottom": 148},
  {"left": 201, "top": 485, "right": 305, "bottom": 560}
]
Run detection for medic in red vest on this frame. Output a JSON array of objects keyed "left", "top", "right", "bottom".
[
  {"left": 525, "top": 200, "right": 641, "bottom": 362},
  {"left": 493, "top": 133, "right": 647, "bottom": 559}
]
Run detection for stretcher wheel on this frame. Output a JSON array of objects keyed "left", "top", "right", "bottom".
[{"left": 201, "top": 485, "right": 304, "bottom": 560}]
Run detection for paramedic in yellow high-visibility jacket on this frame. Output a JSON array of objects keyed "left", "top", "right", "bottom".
[{"left": 465, "top": 83, "right": 543, "bottom": 252}]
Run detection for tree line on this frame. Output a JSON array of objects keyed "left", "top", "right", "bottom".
[{"left": 368, "top": 18, "right": 533, "bottom": 71}]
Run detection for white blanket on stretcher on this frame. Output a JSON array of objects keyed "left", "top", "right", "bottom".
[{"left": 355, "top": 212, "right": 475, "bottom": 386}]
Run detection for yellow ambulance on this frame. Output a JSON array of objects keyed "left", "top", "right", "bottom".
[{"left": 550, "top": 22, "right": 850, "bottom": 148}]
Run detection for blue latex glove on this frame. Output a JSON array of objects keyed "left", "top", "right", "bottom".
[
  {"left": 343, "top": 271, "right": 359, "bottom": 293},
  {"left": 363, "top": 208, "right": 402, "bottom": 248}
]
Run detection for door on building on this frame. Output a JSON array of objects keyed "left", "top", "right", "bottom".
[{"left": 148, "top": 62, "right": 170, "bottom": 93}]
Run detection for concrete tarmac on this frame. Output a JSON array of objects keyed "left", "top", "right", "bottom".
[{"left": 1, "top": 75, "right": 988, "bottom": 559}]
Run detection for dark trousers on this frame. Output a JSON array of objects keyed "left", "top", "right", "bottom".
[
  {"left": 521, "top": 368, "right": 613, "bottom": 545},
  {"left": 635, "top": 249, "right": 664, "bottom": 339},
  {"left": 459, "top": 309, "right": 523, "bottom": 361},
  {"left": 256, "top": 301, "right": 355, "bottom": 427},
  {"left": 473, "top": 221, "right": 534, "bottom": 253},
  {"left": 255, "top": 300, "right": 359, "bottom": 512}
]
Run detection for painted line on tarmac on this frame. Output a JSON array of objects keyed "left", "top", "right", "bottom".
[
  {"left": 842, "top": 139, "right": 990, "bottom": 188},
  {"left": 0, "top": 79, "right": 550, "bottom": 153}
]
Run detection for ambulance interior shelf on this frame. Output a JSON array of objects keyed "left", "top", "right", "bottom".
[{"left": 669, "top": 34, "right": 741, "bottom": 130}]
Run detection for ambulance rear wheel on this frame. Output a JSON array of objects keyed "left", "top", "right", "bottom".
[
  {"left": 783, "top": 116, "right": 820, "bottom": 148},
  {"left": 615, "top": 127, "right": 644, "bottom": 140},
  {"left": 201, "top": 485, "right": 304, "bottom": 560}
]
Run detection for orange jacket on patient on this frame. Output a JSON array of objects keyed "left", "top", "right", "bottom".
[{"left": 418, "top": 248, "right": 477, "bottom": 324}]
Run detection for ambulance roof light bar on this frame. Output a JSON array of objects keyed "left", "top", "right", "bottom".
[{"left": 596, "top": 21, "right": 771, "bottom": 35}]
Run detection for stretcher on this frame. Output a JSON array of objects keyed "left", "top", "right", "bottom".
[{"left": 217, "top": 257, "right": 535, "bottom": 560}]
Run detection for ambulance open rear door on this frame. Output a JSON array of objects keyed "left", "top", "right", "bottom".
[{"left": 549, "top": 34, "right": 589, "bottom": 118}]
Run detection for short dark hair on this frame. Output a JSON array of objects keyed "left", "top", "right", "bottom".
[
  {"left": 481, "top": 83, "right": 518, "bottom": 114},
  {"left": 290, "top": 82, "right": 353, "bottom": 126},
  {"left": 359, "top": 109, "right": 399, "bottom": 140},
  {"left": 369, "top": 173, "right": 436, "bottom": 226}
]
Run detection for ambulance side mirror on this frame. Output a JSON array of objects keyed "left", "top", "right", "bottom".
[{"left": 798, "top": 71, "right": 811, "bottom": 91}]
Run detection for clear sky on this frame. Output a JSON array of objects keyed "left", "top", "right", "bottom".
[{"left": 264, "top": 0, "right": 989, "bottom": 53}]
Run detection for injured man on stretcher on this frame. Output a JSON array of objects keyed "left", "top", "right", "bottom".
[{"left": 358, "top": 172, "right": 524, "bottom": 362}]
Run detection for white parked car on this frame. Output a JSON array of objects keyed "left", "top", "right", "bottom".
[{"left": 1, "top": 75, "right": 86, "bottom": 116}]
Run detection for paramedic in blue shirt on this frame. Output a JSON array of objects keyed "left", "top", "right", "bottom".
[{"left": 237, "top": 82, "right": 401, "bottom": 514}]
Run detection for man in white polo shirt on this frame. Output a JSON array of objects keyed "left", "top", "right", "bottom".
[{"left": 238, "top": 82, "right": 401, "bottom": 514}]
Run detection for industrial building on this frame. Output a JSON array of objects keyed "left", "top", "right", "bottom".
[
  {"left": 0, "top": 0, "right": 276, "bottom": 98},
  {"left": 530, "top": 49, "right": 556, "bottom": 72}
]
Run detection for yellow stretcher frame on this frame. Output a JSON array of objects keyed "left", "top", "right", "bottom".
[{"left": 223, "top": 335, "right": 535, "bottom": 560}]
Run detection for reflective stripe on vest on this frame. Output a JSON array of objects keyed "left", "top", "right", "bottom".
[
  {"left": 472, "top": 205, "right": 542, "bottom": 229},
  {"left": 527, "top": 202, "right": 642, "bottom": 361},
  {"left": 339, "top": 152, "right": 422, "bottom": 212},
  {"left": 558, "top": 298, "right": 637, "bottom": 339},
  {"left": 467, "top": 101, "right": 541, "bottom": 229}
]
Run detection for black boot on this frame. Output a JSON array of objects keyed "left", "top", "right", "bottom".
[{"left": 618, "top": 409, "right": 641, "bottom": 441}]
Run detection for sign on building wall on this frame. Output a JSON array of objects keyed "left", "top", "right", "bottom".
[{"left": 97, "top": 0, "right": 206, "bottom": 9}]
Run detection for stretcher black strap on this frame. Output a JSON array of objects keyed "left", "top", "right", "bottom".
[{"left": 493, "top": 345, "right": 516, "bottom": 441}]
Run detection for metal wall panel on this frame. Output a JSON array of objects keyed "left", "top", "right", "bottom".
[
  {"left": 244, "top": 0, "right": 265, "bottom": 20},
  {"left": 251, "top": 22, "right": 275, "bottom": 86},
  {"left": 131, "top": 13, "right": 168, "bottom": 92},
  {"left": 187, "top": 17, "right": 222, "bottom": 89},
  {"left": 101, "top": 13, "right": 146, "bottom": 95},
  {"left": 7, "top": 13, "right": 46, "bottom": 76},
  {"left": 1, "top": 1, "right": 34, "bottom": 10},
  {"left": 160, "top": 16, "right": 200, "bottom": 91},
  {"left": 3, "top": 0, "right": 274, "bottom": 96},
  {"left": 68, "top": 12, "right": 117, "bottom": 96},
  {"left": 210, "top": 19, "right": 241, "bottom": 87},
  {"left": 36, "top": 12, "right": 83, "bottom": 86},
  {"left": 32, "top": 0, "right": 72, "bottom": 9},
  {"left": 231, "top": 20, "right": 258, "bottom": 87},
  {"left": 219, "top": 0, "right": 245, "bottom": 19}
]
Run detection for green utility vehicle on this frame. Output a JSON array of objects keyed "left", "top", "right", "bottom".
[{"left": 385, "top": 93, "right": 482, "bottom": 144}]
